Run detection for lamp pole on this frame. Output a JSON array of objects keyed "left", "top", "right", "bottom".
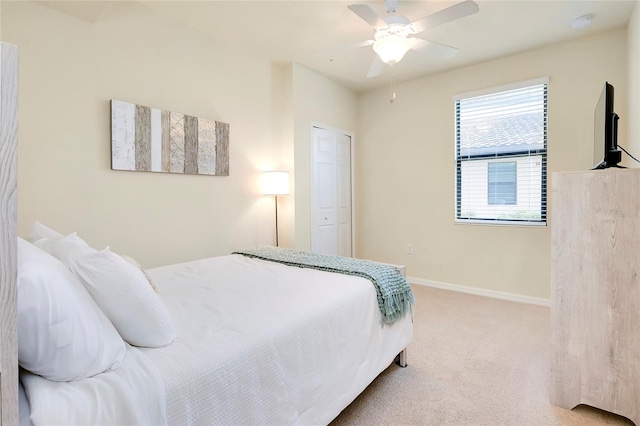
[
  {"left": 275, "top": 194, "right": 280, "bottom": 247},
  {"left": 263, "top": 171, "right": 289, "bottom": 248}
]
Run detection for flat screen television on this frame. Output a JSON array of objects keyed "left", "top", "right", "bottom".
[{"left": 593, "top": 82, "right": 621, "bottom": 169}]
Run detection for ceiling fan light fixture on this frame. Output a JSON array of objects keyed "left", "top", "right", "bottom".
[
  {"left": 373, "top": 34, "right": 410, "bottom": 65},
  {"left": 347, "top": 0, "right": 479, "bottom": 76}
]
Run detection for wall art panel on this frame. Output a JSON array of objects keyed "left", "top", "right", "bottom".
[{"left": 111, "top": 100, "right": 229, "bottom": 176}]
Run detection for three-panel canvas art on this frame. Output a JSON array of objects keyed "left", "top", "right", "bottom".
[{"left": 111, "top": 100, "right": 229, "bottom": 176}]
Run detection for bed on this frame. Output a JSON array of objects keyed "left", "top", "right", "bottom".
[
  {"left": 1, "top": 42, "right": 413, "bottom": 426},
  {"left": 17, "top": 237, "right": 413, "bottom": 425}
]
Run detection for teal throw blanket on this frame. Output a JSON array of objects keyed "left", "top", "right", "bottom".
[{"left": 233, "top": 246, "right": 415, "bottom": 325}]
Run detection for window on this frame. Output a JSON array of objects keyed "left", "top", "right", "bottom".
[
  {"left": 488, "top": 161, "right": 516, "bottom": 205},
  {"left": 454, "top": 78, "right": 547, "bottom": 225}
]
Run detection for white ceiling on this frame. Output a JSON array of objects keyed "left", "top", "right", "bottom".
[{"left": 41, "top": 0, "right": 637, "bottom": 92}]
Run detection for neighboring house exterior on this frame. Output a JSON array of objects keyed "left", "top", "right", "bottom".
[{"left": 460, "top": 155, "right": 543, "bottom": 220}]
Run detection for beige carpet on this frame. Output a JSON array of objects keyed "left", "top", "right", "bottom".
[{"left": 330, "top": 285, "right": 634, "bottom": 426}]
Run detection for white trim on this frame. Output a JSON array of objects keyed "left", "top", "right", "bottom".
[
  {"left": 408, "top": 276, "right": 550, "bottom": 307},
  {"left": 452, "top": 76, "right": 550, "bottom": 101}
]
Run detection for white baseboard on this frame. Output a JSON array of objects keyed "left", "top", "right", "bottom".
[{"left": 408, "top": 276, "right": 550, "bottom": 308}]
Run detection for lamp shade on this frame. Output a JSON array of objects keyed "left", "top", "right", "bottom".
[
  {"left": 373, "top": 35, "right": 410, "bottom": 65},
  {"left": 263, "top": 171, "right": 289, "bottom": 195}
]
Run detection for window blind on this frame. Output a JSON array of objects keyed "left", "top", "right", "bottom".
[{"left": 455, "top": 81, "right": 547, "bottom": 225}]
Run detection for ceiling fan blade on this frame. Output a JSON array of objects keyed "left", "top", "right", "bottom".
[
  {"left": 348, "top": 4, "right": 387, "bottom": 29},
  {"left": 315, "top": 40, "right": 374, "bottom": 59},
  {"left": 408, "top": 38, "right": 459, "bottom": 60},
  {"left": 366, "top": 55, "right": 385, "bottom": 78},
  {"left": 409, "top": 0, "right": 479, "bottom": 34}
]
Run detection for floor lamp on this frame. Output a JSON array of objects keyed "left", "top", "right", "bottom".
[{"left": 262, "top": 171, "right": 289, "bottom": 247}]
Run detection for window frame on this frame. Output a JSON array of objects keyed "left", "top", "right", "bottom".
[{"left": 453, "top": 77, "right": 548, "bottom": 227}]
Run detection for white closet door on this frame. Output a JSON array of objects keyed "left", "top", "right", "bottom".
[{"left": 311, "top": 126, "right": 352, "bottom": 257}]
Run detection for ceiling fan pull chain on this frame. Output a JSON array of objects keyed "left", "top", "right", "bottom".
[{"left": 390, "top": 75, "right": 396, "bottom": 104}]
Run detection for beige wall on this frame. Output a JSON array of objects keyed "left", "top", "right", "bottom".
[
  {"left": 1, "top": 1, "right": 358, "bottom": 267},
  {"left": 267, "top": 62, "right": 295, "bottom": 248},
  {"left": 266, "top": 63, "right": 358, "bottom": 250},
  {"left": 2, "top": 1, "right": 288, "bottom": 267},
  {"left": 2, "top": 0, "right": 633, "bottom": 301},
  {"left": 629, "top": 2, "right": 640, "bottom": 156},
  {"left": 290, "top": 63, "right": 358, "bottom": 251},
  {"left": 356, "top": 29, "right": 627, "bottom": 300}
]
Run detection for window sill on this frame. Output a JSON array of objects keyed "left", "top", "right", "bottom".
[{"left": 455, "top": 219, "right": 547, "bottom": 228}]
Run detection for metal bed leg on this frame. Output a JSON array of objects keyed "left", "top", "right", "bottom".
[{"left": 395, "top": 348, "right": 407, "bottom": 368}]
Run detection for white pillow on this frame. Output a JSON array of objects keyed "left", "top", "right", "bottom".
[
  {"left": 120, "top": 254, "right": 158, "bottom": 293},
  {"left": 33, "top": 232, "right": 92, "bottom": 265},
  {"left": 33, "top": 234, "right": 156, "bottom": 291},
  {"left": 68, "top": 248, "right": 177, "bottom": 348},
  {"left": 27, "top": 221, "right": 65, "bottom": 242},
  {"left": 17, "top": 238, "right": 126, "bottom": 381}
]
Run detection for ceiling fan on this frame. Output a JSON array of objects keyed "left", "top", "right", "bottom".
[{"left": 344, "top": 0, "right": 479, "bottom": 77}]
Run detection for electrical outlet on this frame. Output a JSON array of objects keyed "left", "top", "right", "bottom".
[{"left": 406, "top": 244, "right": 413, "bottom": 254}]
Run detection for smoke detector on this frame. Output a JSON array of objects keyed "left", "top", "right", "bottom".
[{"left": 572, "top": 14, "right": 592, "bottom": 29}]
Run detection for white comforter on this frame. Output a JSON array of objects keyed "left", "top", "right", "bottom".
[
  {"left": 21, "top": 343, "right": 166, "bottom": 425},
  {"left": 144, "top": 254, "right": 412, "bottom": 425},
  {"left": 21, "top": 254, "right": 412, "bottom": 425}
]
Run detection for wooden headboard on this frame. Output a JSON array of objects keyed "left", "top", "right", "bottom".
[{"left": 0, "top": 42, "right": 19, "bottom": 425}]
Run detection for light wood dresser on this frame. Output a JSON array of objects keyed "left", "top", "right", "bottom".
[
  {"left": 550, "top": 169, "right": 640, "bottom": 424},
  {"left": 0, "top": 42, "right": 19, "bottom": 426}
]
